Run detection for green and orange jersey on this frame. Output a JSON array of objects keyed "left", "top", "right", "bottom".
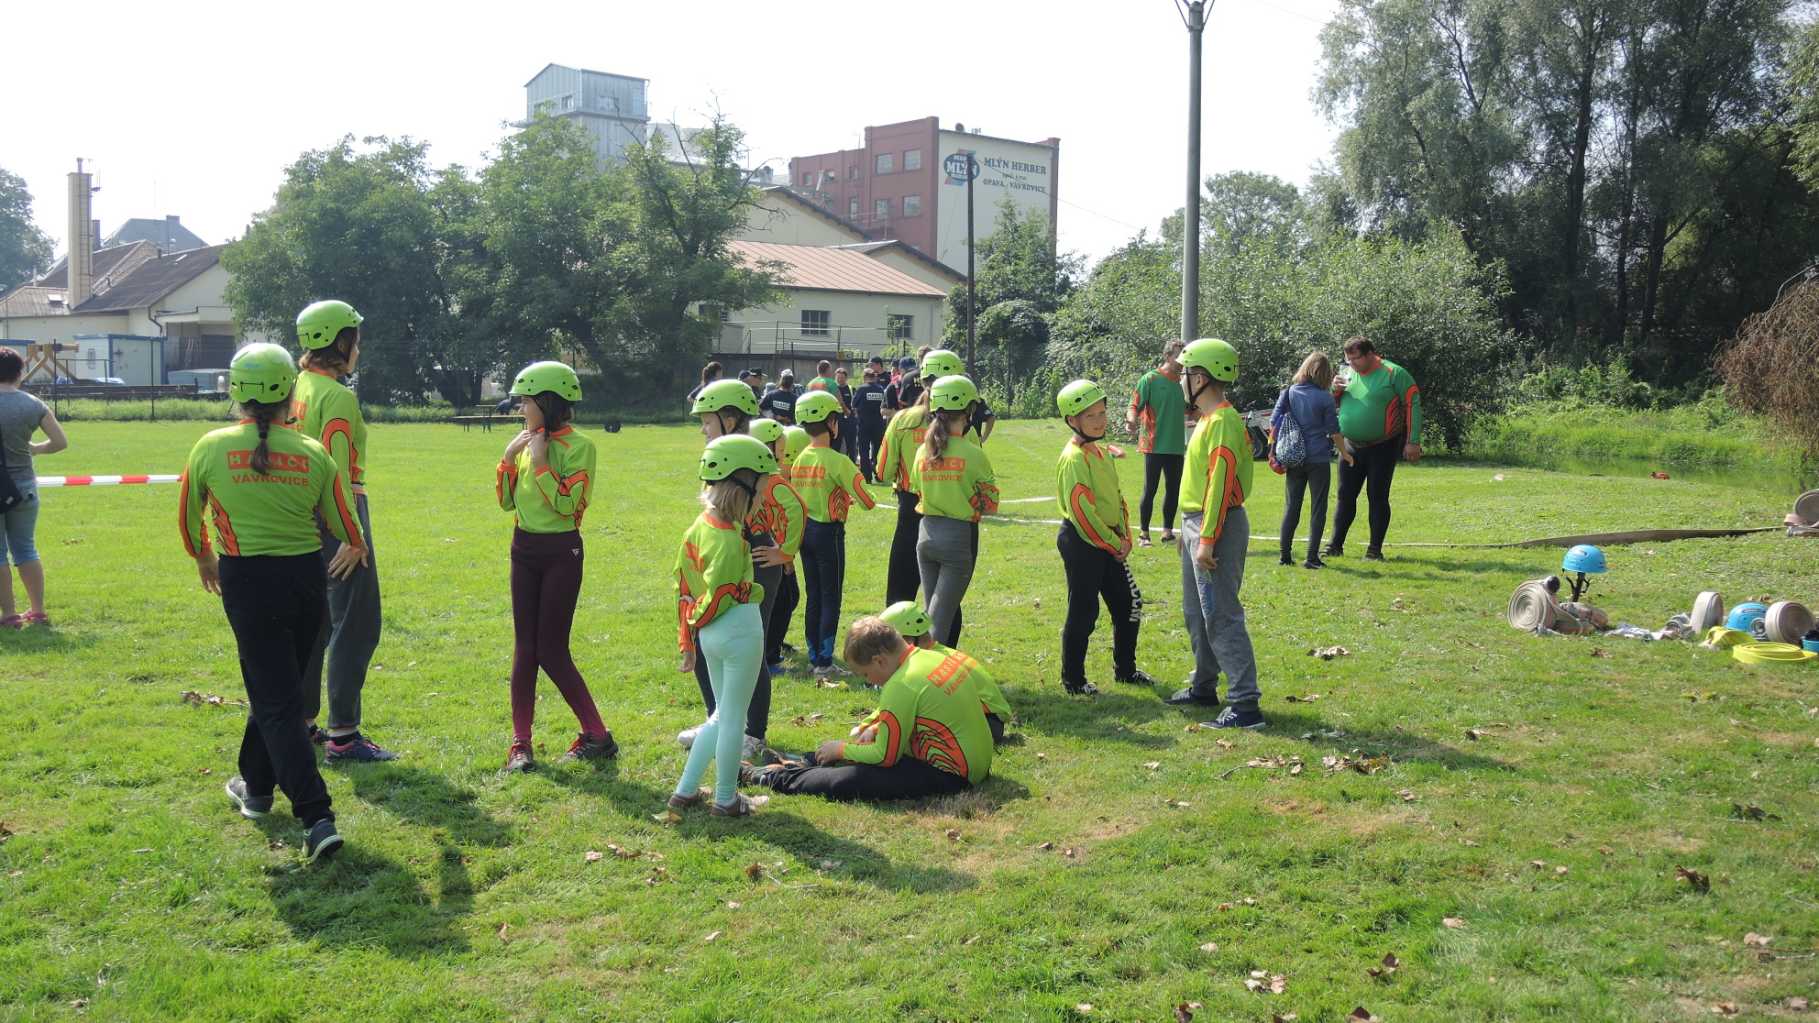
[
  {"left": 495, "top": 426, "right": 595, "bottom": 533},
  {"left": 877, "top": 405, "right": 931, "bottom": 493},
  {"left": 930, "top": 641, "right": 1011, "bottom": 722},
  {"left": 1179, "top": 401, "right": 1253, "bottom": 548},
  {"left": 839, "top": 646, "right": 994, "bottom": 784},
  {"left": 179, "top": 421, "right": 362, "bottom": 559},
  {"left": 289, "top": 368, "right": 367, "bottom": 489},
  {"left": 1336, "top": 358, "right": 1422, "bottom": 446},
  {"left": 674, "top": 510, "right": 764, "bottom": 653},
  {"left": 1055, "top": 437, "right": 1129, "bottom": 555},
  {"left": 789, "top": 444, "right": 876, "bottom": 524},
  {"left": 913, "top": 434, "right": 999, "bottom": 522},
  {"left": 748, "top": 472, "right": 807, "bottom": 562},
  {"left": 1128, "top": 367, "right": 1187, "bottom": 455}
]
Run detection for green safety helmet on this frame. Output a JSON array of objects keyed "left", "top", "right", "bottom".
[
  {"left": 699, "top": 434, "right": 777, "bottom": 481},
  {"left": 228, "top": 343, "right": 299, "bottom": 404},
  {"left": 1180, "top": 337, "right": 1238, "bottom": 383},
  {"left": 783, "top": 425, "right": 811, "bottom": 460},
  {"left": 1057, "top": 379, "right": 1107, "bottom": 418},
  {"left": 920, "top": 349, "right": 965, "bottom": 381},
  {"left": 794, "top": 390, "right": 842, "bottom": 425},
  {"left": 691, "top": 378, "right": 760, "bottom": 418},
  {"left": 295, "top": 299, "right": 364, "bottom": 351},
  {"left": 510, "top": 361, "right": 582, "bottom": 401},
  {"left": 928, "top": 374, "right": 979, "bottom": 412},
  {"left": 748, "top": 418, "right": 786, "bottom": 445},
  {"left": 879, "top": 600, "right": 933, "bottom": 639}
]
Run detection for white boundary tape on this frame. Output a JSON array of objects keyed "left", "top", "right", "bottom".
[{"left": 36, "top": 475, "right": 180, "bottom": 487}]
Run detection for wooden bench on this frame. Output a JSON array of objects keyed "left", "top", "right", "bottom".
[{"left": 451, "top": 407, "right": 511, "bottom": 432}]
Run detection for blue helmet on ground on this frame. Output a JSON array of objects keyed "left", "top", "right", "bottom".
[
  {"left": 1561, "top": 544, "right": 1607, "bottom": 574},
  {"left": 1726, "top": 602, "right": 1769, "bottom": 637}
]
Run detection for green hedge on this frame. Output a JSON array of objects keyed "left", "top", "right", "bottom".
[{"left": 1462, "top": 399, "right": 1809, "bottom": 484}]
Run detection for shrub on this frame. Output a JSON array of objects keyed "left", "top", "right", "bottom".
[{"left": 1718, "top": 279, "right": 1819, "bottom": 460}]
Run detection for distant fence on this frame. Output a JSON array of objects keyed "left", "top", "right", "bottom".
[{"left": 24, "top": 383, "right": 215, "bottom": 419}]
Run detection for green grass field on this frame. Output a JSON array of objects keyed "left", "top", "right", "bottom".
[{"left": 3, "top": 420, "right": 1815, "bottom": 1022}]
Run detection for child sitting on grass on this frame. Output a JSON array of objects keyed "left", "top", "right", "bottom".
[{"left": 879, "top": 600, "right": 1011, "bottom": 744}]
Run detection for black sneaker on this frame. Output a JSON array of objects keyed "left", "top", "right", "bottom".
[
  {"left": 1062, "top": 680, "right": 1100, "bottom": 696},
  {"left": 1115, "top": 668, "right": 1157, "bottom": 686},
  {"left": 325, "top": 733, "right": 398, "bottom": 763},
  {"left": 1362, "top": 549, "right": 1386, "bottom": 562},
  {"left": 1207, "top": 705, "right": 1266, "bottom": 730},
  {"left": 1304, "top": 557, "right": 1326, "bottom": 569},
  {"left": 304, "top": 819, "right": 343, "bottom": 864},
  {"left": 1279, "top": 554, "right": 1294, "bottom": 566},
  {"left": 1322, "top": 544, "right": 1344, "bottom": 558},
  {"left": 308, "top": 724, "right": 328, "bottom": 747},
  {"left": 1165, "top": 686, "right": 1220, "bottom": 707},
  {"left": 225, "top": 776, "right": 272, "bottom": 819},
  {"left": 558, "top": 732, "right": 618, "bottom": 763}
]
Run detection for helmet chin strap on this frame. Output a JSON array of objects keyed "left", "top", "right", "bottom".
[
  {"left": 1069, "top": 416, "right": 1106, "bottom": 443},
  {"left": 1185, "top": 372, "right": 1217, "bottom": 410}
]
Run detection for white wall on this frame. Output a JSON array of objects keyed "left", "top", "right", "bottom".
[
  {"left": 935, "top": 130, "right": 1057, "bottom": 271},
  {"left": 0, "top": 312, "right": 133, "bottom": 344},
  {"left": 736, "top": 196, "right": 863, "bottom": 247},
  {"left": 721, "top": 288, "right": 945, "bottom": 357}
]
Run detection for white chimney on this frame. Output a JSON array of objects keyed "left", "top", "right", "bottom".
[{"left": 67, "top": 161, "right": 94, "bottom": 307}]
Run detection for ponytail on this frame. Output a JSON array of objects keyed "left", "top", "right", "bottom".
[
  {"left": 922, "top": 407, "right": 968, "bottom": 462},
  {"left": 702, "top": 471, "right": 756, "bottom": 524},
  {"left": 242, "top": 399, "right": 284, "bottom": 475}
]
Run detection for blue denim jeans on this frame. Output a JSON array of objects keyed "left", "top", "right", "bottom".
[
  {"left": 1, "top": 476, "right": 40, "bottom": 566},
  {"left": 1177, "top": 507, "right": 1260, "bottom": 707}
]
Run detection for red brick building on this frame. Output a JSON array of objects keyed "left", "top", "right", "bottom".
[{"left": 789, "top": 117, "right": 1059, "bottom": 273}]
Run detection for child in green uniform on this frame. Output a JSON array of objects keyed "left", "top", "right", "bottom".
[
  {"left": 877, "top": 350, "right": 958, "bottom": 608},
  {"left": 679, "top": 383, "right": 791, "bottom": 758},
  {"left": 879, "top": 600, "right": 1011, "bottom": 743},
  {"left": 496, "top": 361, "right": 615, "bottom": 772},
  {"left": 1055, "top": 380, "right": 1155, "bottom": 696},
  {"left": 180, "top": 343, "right": 364, "bottom": 864},
  {"left": 670, "top": 435, "right": 775, "bottom": 817},
  {"left": 789, "top": 391, "right": 876, "bottom": 676},
  {"left": 914, "top": 375, "right": 1000, "bottom": 647},
  {"left": 741, "top": 617, "right": 993, "bottom": 801},
  {"left": 1166, "top": 339, "right": 1264, "bottom": 728},
  {"left": 289, "top": 299, "right": 394, "bottom": 762}
]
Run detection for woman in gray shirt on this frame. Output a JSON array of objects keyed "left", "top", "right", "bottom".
[{"left": 0, "top": 348, "right": 70, "bottom": 627}]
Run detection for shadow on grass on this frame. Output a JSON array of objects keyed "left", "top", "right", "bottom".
[
  {"left": 0, "top": 626, "right": 96, "bottom": 655},
  {"left": 1013, "top": 690, "right": 1181, "bottom": 748},
  {"left": 541, "top": 764, "right": 977, "bottom": 893},
  {"left": 260, "top": 826, "right": 471, "bottom": 958},
  {"left": 1258, "top": 709, "right": 1513, "bottom": 772}
]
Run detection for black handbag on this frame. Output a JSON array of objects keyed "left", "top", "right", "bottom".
[{"left": 0, "top": 424, "right": 25, "bottom": 512}]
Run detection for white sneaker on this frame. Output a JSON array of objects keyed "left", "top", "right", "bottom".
[
  {"left": 812, "top": 665, "right": 833, "bottom": 680},
  {"left": 742, "top": 734, "right": 766, "bottom": 761},
  {"left": 676, "top": 721, "right": 709, "bottom": 750}
]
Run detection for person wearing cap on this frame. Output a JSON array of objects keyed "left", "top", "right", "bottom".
[
  {"left": 884, "top": 356, "right": 923, "bottom": 411},
  {"left": 739, "top": 617, "right": 993, "bottom": 801},
  {"left": 1055, "top": 380, "right": 1155, "bottom": 696},
  {"left": 761, "top": 369, "right": 798, "bottom": 423},
  {"left": 670, "top": 434, "right": 775, "bottom": 819},
  {"left": 181, "top": 343, "right": 364, "bottom": 864},
  {"left": 1167, "top": 338, "right": 1264, "bottom": 729},
  {"left": 678, "top": 384, "right": 793, "bottom": 760},
  {"left": 854, "top": 366, "right": 889, "bottom": 482},
  {"left": 1125, "top": 340, "right": 1189, "bottom": 547},
  {"left": 766, "top": 424, "right": 814, "bottom": 668},
  {"left": 789, "top": 390, "right": 877, "bottom": 676},
  {"left": 742, "top": 368, "right": 767, "bottom": 401},
  {"left": 915, "top": 374, "right": 1000, "bottom": 647},
  {"left": 290, "top": 300, "right": 395, "bottom": 762},
  {"left": 880, "top": 600, "right": 1010, "bottom": 742},
  {"left": 1324, "top": 336, "right": 1422, "bottom": 561},
  {"left": 496, "top": 361, "right": 616, "bottom": 772}
]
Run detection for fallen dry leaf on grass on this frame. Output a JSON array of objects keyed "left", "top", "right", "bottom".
[
  {"left": 1713, "top": 1002, "right": 1739, "bottom": 1016},
  {"left": 1368, "top": 953, "right": 1400, "bottom": 979},
  {"left": 180, "top": 690, "right": 246, "bottom": 708},
  {"left": 1036, "top": 841, "right": 1055, "bottom": 851},
  {"left": 497, "top": 922, "right": 510, "bottom": 943},
  {"left": 1730, "top": 802, "right": 1780, "bottom": 821},
  {"left": 1675, "top": 866, "right": 1711, "bottom": 893},
  {"left": 1285, "top": 693, "right": 1321, "bottom": 703},
  {"left": 1244, "top": 970, "right": 1287, "bottom": 994},
  {"left": 1309, "top": 645, "right": 1351, "bottom": 660},
  {"left": 725, "top": 901, "right": 741, "bottom": 909},
  {"left": 789, "top": 712, "right": 825, "bottom": 727},
  {"left": 0, "top": 822, "right": 12, "bottom": 843},
  {"left": 1174, "top": 1002, "right": 1198, "bottom": 1022},
  {"left": 1199, "top": 941, "right": 1219, "bottom": 952},
  {"left": 945, "top": 828, "right": 961, "bottom": 842},
  {"left": 608, "top": 844, "right": 639, "bottom": 860},
  {"left": 584, "top": 850, "right": 604, "bottom": 863},
  {"left": 644, "top": 867, "right": 669, "bottom": 885},
  {"left": 1143, "top": 760, "right": 1162, "bottom": 770},
  {"left": 1744, "top": 932, "right": 1772, "bottom": 947},
  {"left": 1272, "top": 1015, "right": 1300, "bottom": 1023},
  {"left": 1443, "top": 917, "right": 1466, "bottom": 929},
  {"left": 1785, "top": 996, "right": 1808, "bottom": 1011},
  {"left": 816, "top": 680, "right": 843, "bottom": 689},
  {"left": 1063, "top": 847, "right": 1079, "bottom": 859},
  {"left": 1348, "top": 1008, "right": 1380, "bottom": 1022},
  {"left": 1074, "top": 1004, "right": 1093, "bottom": 1014},
  {"left": 1590, "top": 647, "right": 1611, "bottom": 658},
  {"left": 703, "top": 930, "right": 721, "bottom": 943},
  {"left": 1215, "top": 739, "right": 1234, "bottom": 750},
  {"left": 1397, "top": 789, "right": 1417, "bottom": 802},
  {"left": 652, "top": 810, "right": 682, "bottom": 826},
  {"left": 743, "top": 862, "right": 766, "bottom": 881},
  {"left": 1164, "top": 798, "right": 1193, "bottom": 808},
  {"left": 1464, "top": 728, "right": 1485, "bottom": 741}
]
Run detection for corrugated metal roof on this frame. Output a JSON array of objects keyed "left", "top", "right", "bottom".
[
  {"left": 0, "top": 286, "right": 68, "bottom": 318},
  {"left": 75, "top": 245, "right": 224, "bottom": 313},
  {"left": 35, "top": 241, "right": 155, "bottom": 289},
  {"left": 728, "top": 240, "right": 947, "bottom": 298}
]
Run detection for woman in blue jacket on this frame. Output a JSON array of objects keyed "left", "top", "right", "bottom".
[{"left": 1270, "top": 352, "right": 1350, "bottom": 568}]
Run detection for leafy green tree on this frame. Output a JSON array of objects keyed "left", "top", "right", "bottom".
[
  {"left": 1793, "top": 20, "right": 1819, "bottom": 189},
  {"left": 224, "top": 136, "right": 475, "bottom": 402},
  {"left": 0, "top": 168, "right": 54, "bottom": 292},
  {"left": 943, "top": 199, "right": 1080, "bottom": 387}
]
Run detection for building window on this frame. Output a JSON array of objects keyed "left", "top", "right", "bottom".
[
  {"left": 801, "top": 174, "right": 811, "bottom": 187},
  {"left": 904, "top": 149, "right": 922, "bottom": 171},
  {"left": 801, "top": 310, "right": 831, "bottom": 337},
  {"left": 874, "top": 198, "right": 890, "bottom": 221},
  {"left": 875, "top": 152, "right": 894, "bottom": 174},
  {"left": 888, "top": 314, "right": 914, "bottom": 341},
  {"left": 848, "top": 197, "right": 860, "bottom": 219},
  {"left": 848, "top": 165, "right": 859, "bottom": 181},
  {"left": 903, "top": 194, "right": 922, "bottom": 217}
]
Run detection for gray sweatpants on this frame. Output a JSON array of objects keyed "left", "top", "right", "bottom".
[
  {"left": 917, "top": 515, "right": 977, "bottom": 646},
  {"left": 304, "top": 493, "right": 381, "bottom": 731},
  {"left": 1178, "top": 507, "right": 1260, "bottom": 707}
]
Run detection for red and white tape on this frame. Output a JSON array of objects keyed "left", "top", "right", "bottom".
[{"left": 36, "top": 474, "right": 180, "bottom": 487}]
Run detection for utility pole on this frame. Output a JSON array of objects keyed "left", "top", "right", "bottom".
[
  {"left": 966, "top": 153, "right": 977, "bottom": 370},
  {"left": 1181, "top": 0, "right": 1207, "bottom": 343}
]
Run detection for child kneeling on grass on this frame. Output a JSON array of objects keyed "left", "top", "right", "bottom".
[
  {"left": 670, "top": 435, "right": 776, "bottom": 818},
  {"left": 496, "top": 361, "right": 616, "bottom": 772},
  {"left": 740, "top": 616, "right": 993, "bottom": 801},
  {"left": 181, "top": 343, "right": 365, "bottom": 864},
  {"left": 879, "top": 600, "right": 1011, "bottom": 744}
]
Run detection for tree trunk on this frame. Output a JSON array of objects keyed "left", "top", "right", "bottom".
[
  {"left": 1561, "top": 4, "right": 1605, "bottom": 344},
  {"left": 1637, "top": 213, "right": 1669, "bottom": 350}
]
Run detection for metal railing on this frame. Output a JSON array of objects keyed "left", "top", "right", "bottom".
[{"left": 717, "top": 321, "right": 919, "bottom": 359}]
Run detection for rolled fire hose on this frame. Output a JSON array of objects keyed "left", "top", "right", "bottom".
[
  {"left": 1764, "top": 601, "right": 1814, "bottom": 644},
  {"left": 1732, "top": 642, "right": 1818, "bottom": 665},
  {"left": 1507, "top": 580, "right": 1560, "bottom": 631}
]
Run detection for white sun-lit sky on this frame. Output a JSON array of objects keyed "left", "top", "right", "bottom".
[{"left": 9, "top": 0, "right": 1341, "bottom": 269}]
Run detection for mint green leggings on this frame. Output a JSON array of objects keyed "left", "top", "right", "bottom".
[{"left": 676, "top": 602, "right": 764, "bottom": 805}]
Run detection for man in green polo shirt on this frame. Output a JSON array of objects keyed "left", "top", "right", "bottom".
[
  {"left": 1324, "top": 336, "right": 1422, "bottom": 562},
  {"left": 1126, "top": 340, "right": 1188, "bottom": 546}
]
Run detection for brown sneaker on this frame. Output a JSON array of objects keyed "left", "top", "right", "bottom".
[
  {"left": 667, "top": 788, "right": 709, "bottom": 811},
  {"left": 709, "top": 793, "right": 769, "bottom": 817},
  {"left": 502, "top": 740, "right": 534, "bottom": 773}
]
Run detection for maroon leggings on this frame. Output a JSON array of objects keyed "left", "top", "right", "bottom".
[{"left": 510, "top": 529, "right": 607, "bottom": 742}]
